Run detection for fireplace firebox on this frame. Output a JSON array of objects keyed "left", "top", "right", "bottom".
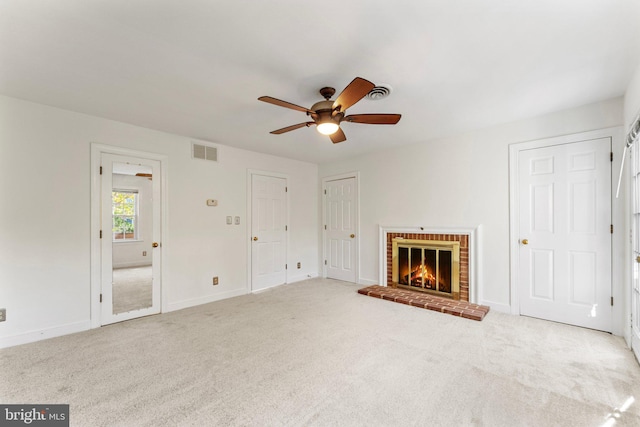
[{"left": 391, "top": 238, "right": 460, "bottom": 300}]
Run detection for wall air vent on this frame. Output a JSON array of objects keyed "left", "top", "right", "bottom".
[{"left": 192, "top": 143, "right": 218, "bottom": 162}]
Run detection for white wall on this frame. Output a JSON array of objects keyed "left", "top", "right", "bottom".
[
  {"left": 319, "top": 97, "right": 624, "bottom": 314},
  {"left": 0, "top": 95, "right": 318, "bottom": 347},
  {"left": 625, "top": 65, "right": 640, "bottom": 128}
]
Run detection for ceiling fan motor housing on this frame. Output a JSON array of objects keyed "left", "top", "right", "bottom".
[{"left": 310, "top": 100, "right": 344, "bottom": 125}]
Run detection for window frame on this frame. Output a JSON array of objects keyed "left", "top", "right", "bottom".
[
  {"left": 631, "top": 145, "right": 640, "bottom": 335},
  {"left": 112, "top": 189, "right": 140, "bottom": 242}
]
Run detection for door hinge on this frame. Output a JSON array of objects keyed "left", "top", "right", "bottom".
[
  {"left": 324, "top": 225, "right": 327, "bottom": 230},
  {"left": 324, "top": 189, "right": 326, "bottom": 195},
  {"left": 285, "top": 225, "right": 288, "bottom": 231},
  {"left": 285, "top": 264, "right": 288, "bottom": 270},
  {"left": 100, "top": 293, "right": 103, "bottom": 303},
  {"left": 610, "top": 152, "right": 613, "bottom": 162},
  {"left": 611, "top": 224, "right": 614, "bottom": 234},
  {"left": 100, "top": 166, "right": 103, "bottom": 175},
  {"left": 611, "top": 296, "right": 614, "bottom": 306},
  {"left": 285, "top": 187, "right": 288, "bottom": 192},
  {"left": 100, "top": 230, "right": 102, "bottom": 239},
  {"left": 324, "top": 260, "right": 327, "bottom": 265}
]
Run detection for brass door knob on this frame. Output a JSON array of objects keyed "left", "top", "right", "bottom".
[
  {"left": 350, "top": 234, "right": 355, "bottom": 238},
  {"left": 521, "top": 239, "right": 529, "bottom": 245},
  {"left": 636, "top": 255, "right": 640, "bottom": 263},
  {"left": 253, "top": 236, "right": 258, "bottom": 241},
  {"left": 152, "top": 242, "right": 159, "bottom": 248}
]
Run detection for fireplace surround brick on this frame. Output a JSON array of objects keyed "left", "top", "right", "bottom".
[{"left": 386, "top": 232, "right": 470, "bottom": 302}]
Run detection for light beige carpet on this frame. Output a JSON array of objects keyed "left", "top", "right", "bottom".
[
  {"left": 1, "top": 278, "right": 639, "bottom": 426},
  {"left": 112, "top": 266, "right": 152, "bottom": 314}
]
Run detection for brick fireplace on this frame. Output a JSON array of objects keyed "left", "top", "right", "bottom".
[{"left": 385, "top": 231, "right": 470, "bottom": 302}]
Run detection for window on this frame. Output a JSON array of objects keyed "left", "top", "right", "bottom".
[
  {"left": 631, "top": 118, "right": 640, "bottom": 361},
  {"left": 112, "top": 190, "right": 138, "bottom": 241},
  {"left": 632, "top": 146, "right": 640, "bottom": 337}
]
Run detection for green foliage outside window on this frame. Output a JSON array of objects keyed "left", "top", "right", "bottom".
[{"left": 112, "top": 191, "right": 137, "bottom": 240}]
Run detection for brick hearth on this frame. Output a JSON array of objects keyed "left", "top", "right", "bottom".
[{"left": 358, "top": 285, "right": 490, "bottom": 321}]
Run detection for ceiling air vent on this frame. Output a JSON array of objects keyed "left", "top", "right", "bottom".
[
  {"left": 192, "top": 143, "right": 218, "bottom": 162},
  {"left": 366, "top": 84, "right": 392, "bottom": 101}
]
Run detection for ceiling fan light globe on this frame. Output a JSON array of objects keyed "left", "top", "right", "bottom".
[{"left": 317, "top": 122, "right": 339, "bottom": 135}]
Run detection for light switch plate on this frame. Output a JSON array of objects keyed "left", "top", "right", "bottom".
[
  {"left": 206, "top": 199, "right": 218, "bottom": 206},
  {"left": 226, "top": 216, "right": 232, "bottom": 225},
  {"left": 234, "top": 216, "right": 240, "bottom": 225}
]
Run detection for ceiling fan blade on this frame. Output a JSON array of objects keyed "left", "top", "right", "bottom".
[
  {"left": 343, "top": 114, "right": 402, "bottom": 125},
  {"left": 332, "top": 77, "right": 375, "bottom": 112},
  {"left": 329, "top": 127, "right": 346, "bottom": 144},
  {"left": 270, "top": 122, "right": 314, "bottom": 134},
  {"left": 258, "top": 96, "right": 313, "bottom": 113}
]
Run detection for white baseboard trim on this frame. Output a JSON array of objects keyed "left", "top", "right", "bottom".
[
  {"left": 0, "top": 320, "right": 91, "bottom": 349},
  {"left": 167, "top": 288, "right": 247, "bottom": 312},
  {"left": 358, "top": 278, "right": 378, "bottom": 286},
  {"left": 113, "top": 262, "right": 152, "bottom": 269},
  {"left": 288, "top": 273, "right": 318, "bottom": 284},
  {"left": 480, "top": 300, "right": 511, "bottom": 314},
  {"left": 251, "top": 281, "right": 290, "bottom": 294}
]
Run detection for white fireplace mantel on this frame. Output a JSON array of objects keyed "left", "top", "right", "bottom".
[{"left": 378, "top": 225, "right": 483, "bottom": 304}]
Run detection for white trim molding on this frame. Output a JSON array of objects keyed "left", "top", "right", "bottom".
[
  {"left": 378, "top": 225, "right": 483, "bottom": 304},
  {"left": 0, "top": 320, "right": 91, "bottom": 349}
]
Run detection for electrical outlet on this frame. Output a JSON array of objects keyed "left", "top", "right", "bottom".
[
  {"left": 142, "top": 251, "right": 147, "bottom": 256},
  {"left": 297, "top": 262, "right": 301, "bottom": 269},
  {"left": 0, "top": 308, "right": 6, "bottom": 322},
  {"left": 213, "top": 276, "right": 219, "bottom": 286}
]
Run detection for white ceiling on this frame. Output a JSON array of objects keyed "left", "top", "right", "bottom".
[{"left": 1, "top": 0, "right": 639, "bottom": 164}]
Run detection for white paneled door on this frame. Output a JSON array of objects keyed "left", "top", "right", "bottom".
[
  {"left": 251, "top": 174, "right": 287, "bottom": 292},
  {"left": 517, "top": 138, "right": 611, "bottom": 331},
  {"left": 325, "top": 177, "right": 357, "bottom": 283}
]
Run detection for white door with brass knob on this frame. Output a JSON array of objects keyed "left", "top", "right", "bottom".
[
  {"left": 250, "top": 173, "right": 287, "bottom": 292},
  {"left": 324, "top": 176, "right": 357, "bottom": 283},
  {"left": 517, "top": 137, "right": 611, "bottom": 332}
]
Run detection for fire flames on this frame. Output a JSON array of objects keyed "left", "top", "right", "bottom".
[
  {"left": 402, "top": 264, "right": 451, "bottom": 293},
  {"left": 404, "top": 264, "right": 437, "bottom": 289}
]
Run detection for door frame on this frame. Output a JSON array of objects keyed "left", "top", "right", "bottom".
[
  {"left": 90, "top": 143, "right": 168, "bottom": 328},
  {"left": 246, "top": 169, "right": 290, "bottom": 293},
  {"left": 508, "top": 127, "right": 625, "bottom": 334},
  {"left": 321, "top": 171, "right": 360, "bottom": 283}
]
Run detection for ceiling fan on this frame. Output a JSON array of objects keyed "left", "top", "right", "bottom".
[{"left": 258, "top": 77, "right": 401, "bottom": 144}]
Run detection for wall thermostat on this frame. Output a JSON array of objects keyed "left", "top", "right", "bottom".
[{"left": 206, "top": 199, "right": 218, "bottom": 206}]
